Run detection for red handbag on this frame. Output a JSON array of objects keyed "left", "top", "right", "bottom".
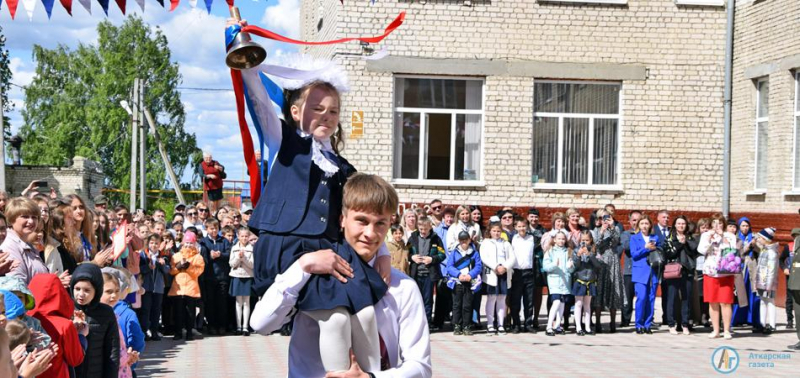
[{"left": 663, "top": 262, "right": 683, "bottom": 280}]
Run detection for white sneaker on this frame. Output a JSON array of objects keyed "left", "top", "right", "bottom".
[
  {"left": 486, "top": 326, "right": 496, "bottom": 336},
  {"left": 498, "top": 326, "right": 506, "bottom": 335}
]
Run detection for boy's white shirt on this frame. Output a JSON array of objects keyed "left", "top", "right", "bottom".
[
  {"left": 250, "top": 259, "right": 432, "bottom": 378},
  {"left": 511, "top": 233, "right": 535, "bottom": 270}
]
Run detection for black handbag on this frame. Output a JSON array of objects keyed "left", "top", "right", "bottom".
[{"left": 647, "top": 248, "right": 664, "bottom": 268}]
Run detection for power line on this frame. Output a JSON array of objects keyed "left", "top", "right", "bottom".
[{"left": 177, "top": 87, "right": 233, "bottom": 92}]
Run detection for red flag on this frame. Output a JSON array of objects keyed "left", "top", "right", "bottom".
[
  {"left": 6, "top": 0, "right": 19, "bottom": 19},
  {"left": 59, "top": 0, "right": 72, "bottom": 15},
  {"left": 230, "top": 69, "right": 262, "bottom": 205},
  {"left": 111, "top": 221, "right": 129, "bottom": 261},
  {"left": 226, "top": 0, "right": 233, "bottom": 6},
  {"left": 115, "top": 0, "right": 125, "bottom": 14},
  {"left": 169, "top": 0, "right": 178, "bottom": 11}
]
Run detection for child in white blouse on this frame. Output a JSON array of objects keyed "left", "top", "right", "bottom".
[{"left": 480, "top": 222, "right": 516, "bottom": 335}]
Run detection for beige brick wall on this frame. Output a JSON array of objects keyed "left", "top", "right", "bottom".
[
  {"left": 730, "top": 0, "right": 800, "bottom": 213},
  {"left": 4, "top": 156, "right": 105, "bottom": 204},
  {"left": 300, "top": 0, "right": 728, "bottom": 212}
]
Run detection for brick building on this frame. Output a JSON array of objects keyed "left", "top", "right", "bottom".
[
  {"left": 3, "top": 156, "right": 105, "bottom": 201},
  {"left": 297, "top": 0, "right": 797, "bottom": 236}
]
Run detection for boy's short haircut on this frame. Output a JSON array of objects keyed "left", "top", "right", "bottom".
[
  {"left": 342, "top": 173, "right": 399, "bottom": 216},
  {"left": 185, "top": 226, "right": 199, "bottom": 235},
  {"left": 147, "top": 233, "right": 162, "bottom": 244},
  {"left": 515, "top": 217, "right": 530, "bottom": 226},
  {"left": 221, "top": 225, "right": 235, "bottom": 235},
  {"left": 442, "top": 207, "right": 456, "bottom": 217},
  {"left": 5, "top": 319, "right": 31, "bottom": 351},
  {"left": 153, "top": 220, "right": 166, "bottom": 228},
  {"left": 390, "top": 224, "right": 404, "bottom": 234},
  {"left": 528, "top": 208, "right": 539, "bottom": 216},
  {"left": 237, "top": 227, "right": 250, "bottom": 236},
  {"left": 4, "top": 197, "right": 39, "bottom": 225},
  {"left": 204, "top": 218, "right": 220, "bottom": 228},
  {"left": 417, "top": 216, "right": 433, "bottom": 226}
]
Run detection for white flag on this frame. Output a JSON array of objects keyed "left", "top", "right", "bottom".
[
  {"left": 135, "top": 0, "right": 145, "bottom": 11},
  {"left": 190, "top": 0, "right": 197, "bottom": 8},
  {"left": 21, "top": 0, "right": 36, "bottom": 20}
]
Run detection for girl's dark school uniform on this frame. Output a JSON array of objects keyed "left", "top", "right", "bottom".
[
  {"left": 250, "top": 120, "right": 386, "bottom": 313},
  {"left": 572, "top": 251, "right": 603, "bottom": 297}
]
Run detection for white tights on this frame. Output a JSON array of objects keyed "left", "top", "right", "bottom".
[
  {"left": 305, "top": 306, "right": 380, "bottom": 373},
  {"left": 574, "top": 295, "right": 592, "bottom": 332},
  {"left": 547, "top": 298, "right": 565, "bottom": 331},
  {"left": 485, "top": 294, "right": 507, "bottom": 328},
  {"left": 760, "top": 297, "right": 776, "bottom": 328},
  {"left": 235, "top": 296, "right": 251, "bottom": 331}
]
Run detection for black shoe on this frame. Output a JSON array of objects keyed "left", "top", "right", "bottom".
[
  {"left": 453, "top": 325, "right": 463, "bottom": 336},
  {"left": 763, "top": 325, "right": 774, "bottom": 335},
  {"left": 173, "top": 332, "right": 183, "bottom": 341},
  {"left": 545, "top": 329, "right": 555, "bottom": 336},
  {"left": 645, "top": 328, "right": 653, "bottom": 334},
  {"left": 526, "top": 326, "right": 538, "bottom": 334},
  {"left": 788, "top": 342, "right": 800, "bottom": 350},
  {"left": 609, "top": 323, "right": 617, "bottom": 334},
  {"left": 464, "top": 326, "right": 474, "bottom": 336},
  {"left": 555, "top": 327, "right": 565, "bottom": 335},
  {"left": 243, "top": 330, "right": 250, "bottom": 336},
  {"left": 234, "top": 329, "right": 243, "bottom": 336},
  {"left": 787, "top": 322, "right": 795, "bottom": 329},
  {"left": 636, "top": 328, "right": 644, "bottom": 335},
  {"left": 620, "top": 321, "right": 630, "bottom": 328},
  {"left": 151, "top": 335, "right": 162, "bottom": 341},
  {"left": 511, "top": 326, "right": 520, "bottom": 334},
  {"left": 594, "top": 327, "right": 602, "bottom": 334},
  {"left": 186, "top": 332, "right": 195, "bottom": 341},
  {"left": 577, "top": 330, "right": 586, "bottom": 336},
  {"left": 589, "top": 328, "right": 596, "bottom": 336},
  {"left": 429, "top": 325, "right": 439, "bottom": 333}
]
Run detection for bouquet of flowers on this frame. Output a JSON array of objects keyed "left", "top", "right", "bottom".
[{"left": 716, "top": 247, "right": 743, "bottom": 275}]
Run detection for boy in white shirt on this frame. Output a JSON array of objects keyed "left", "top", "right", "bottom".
[{"left": 510, "top": 218, "right": 538, "bottom": 334}]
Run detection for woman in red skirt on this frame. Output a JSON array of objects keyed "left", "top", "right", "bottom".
[{"left": 697, "top": 213, "right": 738, "bottom": 340}]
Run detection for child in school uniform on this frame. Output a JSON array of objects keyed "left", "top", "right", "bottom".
[
  {"left": 754, "top": 227, "right": 780, "bottom": 334},
  {"left": 235, "top": 38, "right": 392, "bottom": 371},
  {"left": 571, "top": 231, "right": 603, "bottom": 336},
  {"left": 510, "top": 218, "right": 538, "bottom": 334},
  {"left": 138, "top": 234, "right": 169, "bottom": 341},
  {"left": 543, "top": 230, "right": 574, "bottom": 336},
  {"left": 480, "top": 222, "right": 516, "bottom": 335},
  {"left": 199, "top": 218, "right": 231, "bottom": 335},
  {"left": 445, "top": 231, "right": 483, "bottom": 336},
  {"left": 229, "top": 228, "right": 255, "bottom": 336}
]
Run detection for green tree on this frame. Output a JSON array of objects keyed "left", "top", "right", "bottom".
[
  {"left": 1, "top": 26, "right": 13, "bottom": 137},
  {"left": 19, "top": 16, "right": 199, "bottom": 194}
]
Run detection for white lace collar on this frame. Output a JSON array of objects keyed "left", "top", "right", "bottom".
[{"left": 297, "top": 129, "right": 340, "bottom": 177}]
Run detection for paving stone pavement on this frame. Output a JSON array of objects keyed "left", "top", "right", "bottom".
[{"left": 137, "top": 297, "right": 799, "bottom": 377}]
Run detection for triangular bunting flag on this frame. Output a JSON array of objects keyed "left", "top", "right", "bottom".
[
  {"left": 78, "top": 0, "right": 90, "bottom": 13},
  {"left": 59, "top": 0, "right": 73, "bottom": 15},
  {"left": 6, "top": 0, "right": 19, "bottom": 19},
  {"left": 204, "top": 0, "right": 211, "bottom": 13},
  {"left": 96, "top": 0, "right": 108, "bottom": 15},
  {"left": 114, "top": 0, "right": 124, "bottom": 14},
  {"left": 134, "top": 0, "right": 142, "bottom": 11},
  {"left": 156, "top": 0, "right": 163, "bottom": 7},
  {"left": 42, "top": 0, "right": 55, "bottom": 18},
  {"left": 225, "top": 0, "right": 231, "bottom": 6},
  {"left": 21, "top": 0, "right": 36, "bottom": 20},
  {"left": 188, "top": 0, "right": 195, "bottom": 7},
  {"left": 169, "top": 0, "right": 177, "bottom": 11}
]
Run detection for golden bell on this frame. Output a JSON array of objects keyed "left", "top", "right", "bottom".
[{"left": 226, "top": 6, "right": 267, "bottom": 70}]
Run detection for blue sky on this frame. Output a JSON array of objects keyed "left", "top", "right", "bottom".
[{"left": 1, "top": 0, "right": 301, "bottom": 185}]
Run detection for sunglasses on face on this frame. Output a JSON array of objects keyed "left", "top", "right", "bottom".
[
  {"left": 431, "top": 206, "right": 442, "bottom": 210},
  {"left": 187, "top": 212, "right": 197, "bottom": 216},
  {"left": 198, "top": 208, "right": 208, "bottom": 213}
]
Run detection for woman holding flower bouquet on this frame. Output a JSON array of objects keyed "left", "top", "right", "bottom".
[{"left": 697, "top": 213, "right": 740, "bottom": 340}]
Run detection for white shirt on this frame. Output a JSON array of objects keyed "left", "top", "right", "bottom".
[
  {"left": 512, "top": 234, "right": 535, "bottom": 270},
  {"left": 250, "top": 261, "right": 432, "bottom": 378}
]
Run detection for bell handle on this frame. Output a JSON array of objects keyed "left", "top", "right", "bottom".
[{"left": 230, "top": 6, "right": 242, "bottom": 22}]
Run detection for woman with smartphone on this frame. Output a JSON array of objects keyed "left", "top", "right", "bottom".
[
  {"left": 630, "top": 215, "right": 661, "bottom": 334},
  {"left": 592, "top": 209, "right": 625, "bottom": 333}
]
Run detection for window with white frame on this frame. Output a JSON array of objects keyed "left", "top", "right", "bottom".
[
  {"left": 794, "top": 72, "right": 800, "bottom": 190},
  {"left": 532, "top": 82, "right": 621, "bottom": 187},
  {"left": 754, "top": 78, "right": 769, "bottom": 191},
  {"left": 393, "top": 77, "right": 483, "bottom": 183}
]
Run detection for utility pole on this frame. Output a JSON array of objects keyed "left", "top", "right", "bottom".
[
  {"left": 143, "top": 108, "right": 186, "bottom": 204},
  {"left": 139, "top": 79, "right": 146, "bottom": 211},
  {"left": 0, "top": 82, "right": 5, "bottom": 193},
  {"left": 130, "top": 79, "right": 138, "bottom": 211}
]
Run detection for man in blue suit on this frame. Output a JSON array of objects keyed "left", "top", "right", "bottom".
[{"left": 654, "top": 210, "right": 670, "bottom": 327}]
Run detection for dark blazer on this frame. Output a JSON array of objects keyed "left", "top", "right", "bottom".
[
  {"left": 248, "top": 121, "right": 355, "bottom": 239},
  {"left": 200, "top": 236, "right": 231, "bottom": 282},
  {"left": 663, "top": 234, "right": 698, "bottom": 273},
  {"left": 406, "top": 231, "right": 446, "bottom": 281}
]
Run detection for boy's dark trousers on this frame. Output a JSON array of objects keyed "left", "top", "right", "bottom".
[
  {"left": 415, "top": 274, "right": 435, "bottom": 324},
  {"left": 137, "top": 292, "right": 163, "bottom": 337},
  {"left": 452, "top": 281, "right": 474, "bottom": 328},
  {"left": 203, "top": 279, "right": 230, "bottom": 331},
  {"left": 510, "top": 269, "right": 537, "bottom": 330},
  {"left": 788, "top": 276, "right": 795, "bottom": 326},
  {"left": 161, "top": 291, "right": 174, "bottom": 334},
  {"left": 173, "top": 295, "right": 198, "bottom": 335},
  {"left": 622, "top": 274, "right": 634, "bottom": 325},
  {"left": 432, "top": 279, "right": 452, "bottom": 328}
]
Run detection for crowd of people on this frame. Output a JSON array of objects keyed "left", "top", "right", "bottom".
[
  {"left": 387, "top": 200, "right": 799, "bottom": 346},
  {"left": 0, "top": 185, "right": 797, "bottom": 378}
]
